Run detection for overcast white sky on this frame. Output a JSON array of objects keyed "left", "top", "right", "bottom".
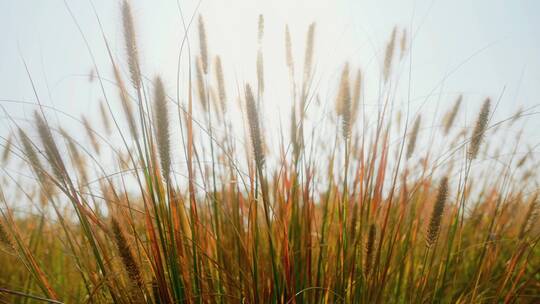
[{"left": 1, "top": 0, "right": 540, "bottom": 147}]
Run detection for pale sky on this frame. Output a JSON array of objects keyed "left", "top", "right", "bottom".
[{"left": 2, "top": 0, "right": 540, "bottom": 150}]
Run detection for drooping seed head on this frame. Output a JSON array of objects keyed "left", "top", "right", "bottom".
[
  {"left": 19, "top": 129, "right": 46, "bottom": 184},
  {"left": 35, "top": 112, "right": 65, "bottom": 181}
]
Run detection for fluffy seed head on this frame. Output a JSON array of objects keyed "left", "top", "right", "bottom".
[
  {"left": 35, "top": 112, "right": 65, "bottom": 180},
  {"left": 198, "top": 15, "right": 208, "bottom": 74},
  {"left": 304, "top": 23, "right": 316, "bottom": 79},
  {"left": 2, "top": 135, "right": 12, "bottom": 164},
  {"left": 383, "top": 27, "right": 397, "bottom": 82},
  {"left": 468, "top": 98, "right": 491, "bottom": 160},
  {"left": 364, "top": 224, "right": 376, "bottom": 276},
  {"left": 518, "top": 194, "right": 538, "bottom": 239},
  {"left": 153, "top": 77, "right": 171, "bottom": 179},
  {"left": 196, "top": 57, "right": 208, "bottom": 112},
  {"left": 400, "top": 28, "right": 407, "bottom": 59},
  {"left": 245, "top": 84, "right": 265, "bottom": 168},
  {"left": 336, "top": 63, "right": 351, "bottom": 138},
  {"left": 285, "top": 25, "right": 294, "bottom": 74},
  {"left": 99, "top": 100, "right": 112, "bottom": 134},
  {"left": 257, "top": 50, "right": 264, "bottom": 93},
  {"left": 111, "top": 217, "right": 144, "bottom": 289},
  {"left": 351, "top": 69, "right": 362, "bottom": 125},
  {"left": 258, "top": 14, "right": 264, "bottom": 43},
  {"left": 19, "top": 129, "right": 46, "bottom": 183},
  {"left": 214, "top": 56, "right": 227, "bottom": 113},
  {"left": 426, "top": 177, "right": 449, "bottom": 248},
  {"left": 444, "top": 95, "right": 462, "bottom": 135},
  {"left": 0, "top": 219, "right": 14, "bottom": 250},
  {"left": 121, "top": 0, "right": 141, "bottom": 90},
  {"left": 406, "top": 115, "right": 421, "bottom": 159}
]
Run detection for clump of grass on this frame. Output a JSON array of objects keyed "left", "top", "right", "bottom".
[{"left": 1, "top": 6, "right": 539, "bottom": 304}]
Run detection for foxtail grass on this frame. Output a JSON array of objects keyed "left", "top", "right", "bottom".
[{"left": 1, "top": 6, "right": 538, "bottom": 304}]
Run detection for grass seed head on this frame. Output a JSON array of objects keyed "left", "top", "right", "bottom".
[
  {"left": 214, "top": 56, "right": 227, "bottom": 113},
  {"left": 304, "top": 23, "right": 316, "bottom": 79},
  {"left": 122, "top": 0, "right": 141, "bottom": 90},
  {"left": 406, "top": 115, "right": 421, "bottom": 159},
  {"left": 154, "top": 77, "right": 171, "bottom": 180},
  {"left": 426, "top": 177, "right": 449, "bottom": 248},
  {"left": 468, "top": 98, "right": 491, "bottom": 160},
  {"left": 444, "top": 95, "right": 462, "bottom": 135},
  {"left": 198, "top": 15, "right": 208, "bottom": 74},
  {"left": 111, "top": 217, "right": 144, "bottom": 290},
  {"left": 245, "top": 84, "right": 265, "bottom": 168},
  {"left": 383, "top": 27, "right": 397, "bottom": 82}
]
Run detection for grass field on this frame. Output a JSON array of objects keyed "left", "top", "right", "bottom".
[{"left": 0, "top": 1, "right": 539, "bottom": 303}]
